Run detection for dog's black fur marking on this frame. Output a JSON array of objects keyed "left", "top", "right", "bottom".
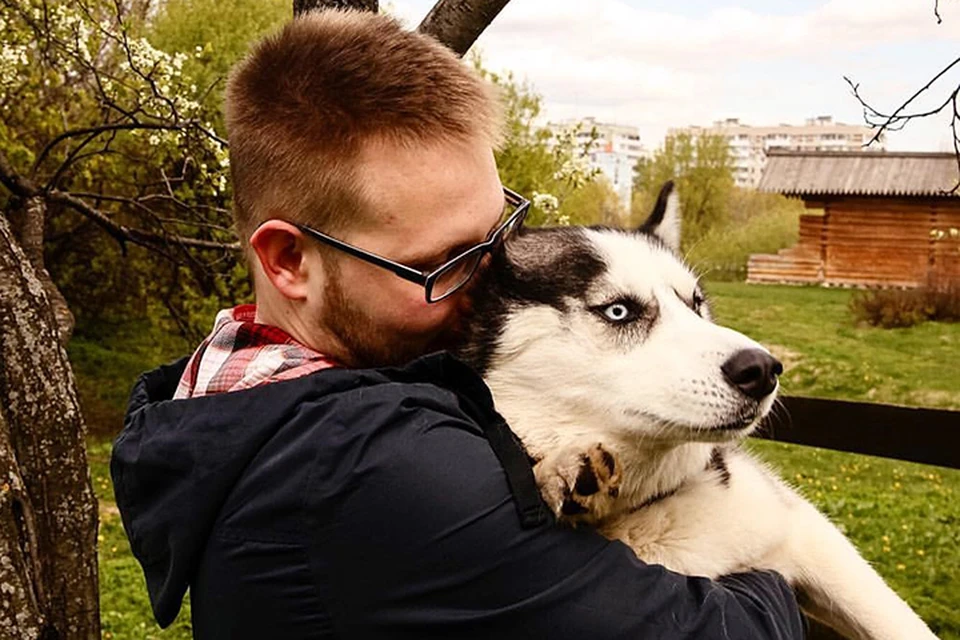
[
  {"left": 573, "top": 455, "right": 601, "bottom": 496},
  {"left": 707, "top": 447, "right": 732, "bottom": 487},
  {"left": 600, "top": 449, "right": 617, "bottom": 476},
  {"left": 560, "top": 497, "right": 590, "bottom": 516},
  {"left": 459, "top": 227, "right": 606, "bottom": 375},
  {"left": 628, "top": 485, "right": 682, "bottom": 514}
]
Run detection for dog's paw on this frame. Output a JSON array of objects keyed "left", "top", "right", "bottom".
[{"left": 534, "top": 443, "right": 621, "bottom": 525}]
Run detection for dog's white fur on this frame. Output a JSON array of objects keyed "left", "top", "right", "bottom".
[{"left": 479, "top": 193, "right": 938, "bottom": 639}]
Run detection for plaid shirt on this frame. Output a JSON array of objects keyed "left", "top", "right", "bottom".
[{"left": 174, "top": 304, "right": 339, "bottom": 400}]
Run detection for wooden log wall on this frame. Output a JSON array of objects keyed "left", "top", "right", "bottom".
[
  {"left": 747, "top": 197, "right": 960, "bottom": 287},
  {"left": 747, "top": 214, "right": 824, "bottom": 284}
]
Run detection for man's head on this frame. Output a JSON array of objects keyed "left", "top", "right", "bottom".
[{"left": 225, "top": 10, "right": 506, "bottom": 367}]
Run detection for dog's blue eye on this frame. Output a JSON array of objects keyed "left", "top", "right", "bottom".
[{"left": 603, "top": 303, "right": 631, "bottom": 322}]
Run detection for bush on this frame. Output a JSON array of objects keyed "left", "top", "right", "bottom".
[
  {"left": 684, "top": 189, "right": 802, "bottom": 280},
  {"left": 850, "top": 281, "right": 960, "bottom": 328}
]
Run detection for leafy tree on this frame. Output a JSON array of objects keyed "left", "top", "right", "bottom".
[
  {"left": 148, "top": 0, "right": 291, "bottom": 135},
  {"left": 631, "top": 132, "right": 734, "bottom": 250},
  {"left": 475, "top": 61, "right": 603, "bottom": 226}
]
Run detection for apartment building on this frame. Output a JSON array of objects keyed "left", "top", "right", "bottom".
[
  {"left": 670, "top": 116, "right": 882, "bottom": 188},
  {"left": 547, "top": 116, "right": 649, "bottom": 209}
]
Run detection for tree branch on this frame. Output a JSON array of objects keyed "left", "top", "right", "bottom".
[
  {"left": 33, "top": 123, "right": 178, "bottom": 175},
  {"left": 844, "top": 54, "right": 960, "bottom": 147},
  {"left": 52, "top": 191, "right": 240, "bottom": 251},
  {"left": 418, "top": 0, "right": 510, "bottom": 57},
  {"left": 1, "top": 150, "right": 240, "bottom": 252},
  {"left": 293, "top": 0, "right": 377, "bottom": 16}
]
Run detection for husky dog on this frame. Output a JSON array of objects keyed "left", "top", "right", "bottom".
[{"left": 461, "top": 182, "right": 938, "bottom": 640}]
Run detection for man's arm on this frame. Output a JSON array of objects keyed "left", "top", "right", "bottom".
[{"left": 306, "top": 402, "right": 805, "bottom": 639}]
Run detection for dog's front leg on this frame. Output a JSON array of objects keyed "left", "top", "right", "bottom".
[
  {"left": 773, "top": 498, "right": 938, "bottom": 640},
  {"left": 532, "top": 441, "right": 622, "bottom": 525}
]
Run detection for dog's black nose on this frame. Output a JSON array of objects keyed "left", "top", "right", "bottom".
[{"left": 721, "top": 349, "right": 783, "bottom": 400}]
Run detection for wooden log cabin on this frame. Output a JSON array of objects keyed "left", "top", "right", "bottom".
[{"left": 748, "top": 150, "right": 960, "bottom": 287}]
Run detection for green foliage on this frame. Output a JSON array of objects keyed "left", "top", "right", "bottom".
[
  {"left": 631, "top": 132, "right": 735, "bottom": 249},
  {"left": 1, "top": 0, "right": 246, "bottom": 339},
  {"left": 148, "top": 0, "right": 292, "bottom": 133},
  {"left": 707, "top": 282, "right": 960, "bottom": 409},
  {"left": 850, "top": 283, "right": 960, "bottom": 329},
  {"left": 684, "top": 189, "right": 802, "bottom": 280},
  {"left": 560, "top": 176, "right": 626, "bottom": 227},
  {"left": 473, "top": 58, "right": 607, "bottom": 227}
]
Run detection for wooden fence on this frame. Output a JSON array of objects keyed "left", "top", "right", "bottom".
[{"left": 754, "top": 395, "right": 960, "bottom": 470}]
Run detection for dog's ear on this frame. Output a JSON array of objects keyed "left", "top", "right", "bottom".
[{"left": 638, "top": 180, "right": 681, "bottom": 252}]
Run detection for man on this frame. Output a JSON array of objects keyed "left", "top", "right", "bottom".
[{"left": 112, "top": 10, "right": 805, "bottom": 639}]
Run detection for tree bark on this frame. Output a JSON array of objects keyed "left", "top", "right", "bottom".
[
  {"left": 8, "top": 196, "right": 75, "bottom": 344},
  {"left": 294, "top": 0, "right": 377, "bottom": 16},
  {"left": 418, "top": 0, "right": 511, "bottom": 57},
  {"left": 0, "top": 212, "right": 100, "bottom": 639},
  {"left": 292, "top": 0, "right": 507, "bottom": 60}
]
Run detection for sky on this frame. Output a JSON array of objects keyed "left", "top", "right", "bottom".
[{"left": 391, "top": 0, "right": 960, "bottom": 152}]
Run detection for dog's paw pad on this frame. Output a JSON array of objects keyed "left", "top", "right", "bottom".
[
  {"left": 535, "top": 443, "right": 622, "bottom": 525},
  {"left": 572, "top": 444, "right": 621, "bottom": 500}
]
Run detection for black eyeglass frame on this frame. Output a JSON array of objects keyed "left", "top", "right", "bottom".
[{"left": 292, "top": 186, "right": 530, "bottom": 303}]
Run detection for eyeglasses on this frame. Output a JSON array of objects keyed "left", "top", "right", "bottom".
[{"left": 293, "top": 186, "right": 530, "bottom": 303}]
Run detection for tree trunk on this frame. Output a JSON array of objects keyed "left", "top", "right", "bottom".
[
  {"left": 418, "top": 0, "right": 511, "bottom": 57},
  {"left": 8, "top": 196, "right": 75, "bottom": 344},
  {"left": 0, "top": 212, "right": 100, "bottom": 639},
  {"left": 292, "top": 0, "right": 507, "bottom": 60},
  {"left": 294, "top": 0, "right": 377, "bottom": 16}
]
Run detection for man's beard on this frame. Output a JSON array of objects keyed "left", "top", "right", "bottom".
[{"left": 322, "top": 272, "right": 467, "bottom": 369}]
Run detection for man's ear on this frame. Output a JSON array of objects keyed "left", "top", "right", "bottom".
[
  {"left": 248, "top": 220, "right": 312, "bottom": 301},
  {"left": 638, "top": 180, "right": 681, "bottom": 252}
]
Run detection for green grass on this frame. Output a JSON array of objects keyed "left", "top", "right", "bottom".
[
  {"left": 78, "top": 285, "right": 960, "bottom": 638},
  {"left": 69, "top": 323, "right": 189, "bottom": 438},
  {"left": 706, "top": 282, "right": 960, "bottom": 409}
]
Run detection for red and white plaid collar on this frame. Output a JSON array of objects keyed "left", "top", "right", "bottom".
[{"left": 173, "top": 304, "right": 339, "bottom": 400}]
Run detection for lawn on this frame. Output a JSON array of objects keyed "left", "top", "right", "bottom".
[
  {"left": 76, "top": 283, "right": 960, "bottom": 638},
  {"left": 705, "top": 282, "right": 960, "bottom": 409}
]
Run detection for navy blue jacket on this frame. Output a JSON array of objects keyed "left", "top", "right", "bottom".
[{"left": 112, "top": 352, "right": 805, "bottom": 639}]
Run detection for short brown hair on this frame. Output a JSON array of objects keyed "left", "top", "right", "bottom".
[{"left": 225, "top": 9, "right": 502, "bottom": 246}]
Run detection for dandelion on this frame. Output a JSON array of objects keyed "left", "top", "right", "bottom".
[
  {"left": 916, "top": 549, "right": 925, "bottom": 556},
  {"left": 896, "top": 563, "right": 906, "bottom": 571}
]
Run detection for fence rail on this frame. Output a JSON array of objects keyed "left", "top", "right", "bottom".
[{"left": 754, "top": 396, "right": 960, "bottom": 470}]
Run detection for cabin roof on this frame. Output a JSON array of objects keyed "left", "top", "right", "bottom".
[{"left": 758, "top": 150, "right": 960, "bottom": 198}]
